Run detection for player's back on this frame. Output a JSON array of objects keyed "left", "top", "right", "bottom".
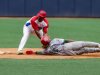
[
  {"left": 45, "top": 38, "right": 65, "bottom": 54},
  {"left": 50, "top": 38, "right": 65, "bottom": 46}
]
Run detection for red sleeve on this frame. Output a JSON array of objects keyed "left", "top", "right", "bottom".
[
  {"left": 43, "top": 26, "right": 48, "bottom": 33},
  {"left": 43, "top": 18, "right": 49, "bottom": 33},
  {"left": 30, "top": 16, "right": 39, "bottom": 31}
]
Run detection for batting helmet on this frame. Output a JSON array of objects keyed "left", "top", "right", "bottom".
[
  {"left": 37, "top": 10, "right": 47, "bottom": 18},
  {"left": 41, "top": 35, "right": 50, "bottom": 46}
]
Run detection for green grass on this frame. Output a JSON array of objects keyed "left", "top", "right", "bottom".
[
  {"left": 0, "top": 59, "right": 100, "bottom": 75},
  {"left": 0, "top": 18, "right": 100, "bottom": 75},
  {"left": 0, "top": 18, "right": 100, "bottom": 48}
]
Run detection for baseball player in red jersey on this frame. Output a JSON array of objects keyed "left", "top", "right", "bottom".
[{"left": 17, "top": 10, "right": 49, "bottom": 55}]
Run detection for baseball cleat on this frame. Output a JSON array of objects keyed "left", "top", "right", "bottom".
[{"left": 17, "top": 51, "right": 23, "bottom": 55}]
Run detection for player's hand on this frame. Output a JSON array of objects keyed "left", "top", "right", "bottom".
[{"left": 42, "top": 45, "right": 48, "bottom": 49}]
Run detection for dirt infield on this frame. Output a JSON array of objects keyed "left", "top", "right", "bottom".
[{"left": 0, "top": 48, "right": 100, "bottom": 59}]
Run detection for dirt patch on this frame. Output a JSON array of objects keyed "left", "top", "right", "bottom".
[{"left": 0, "top": 48, "right": 100, "bottom": 59}]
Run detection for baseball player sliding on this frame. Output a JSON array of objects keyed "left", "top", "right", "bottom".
[
  {"left": 34, "top": 36, "right": 100, "bottom": 56},
  {"left": 17, "top": 10, "right": 49, "bottom": 55}
]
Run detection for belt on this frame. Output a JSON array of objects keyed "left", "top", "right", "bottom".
[{"left": 26, "top": 22, "right": 30, "bottom": 26}]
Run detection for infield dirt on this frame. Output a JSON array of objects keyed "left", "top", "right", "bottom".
[{"left": 0, "top": 48, "right": 100, "bottom": 59}]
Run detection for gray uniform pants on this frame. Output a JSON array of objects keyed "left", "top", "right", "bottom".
[{"left": 59, "top": 41, "right": 100, "bottom": 55}]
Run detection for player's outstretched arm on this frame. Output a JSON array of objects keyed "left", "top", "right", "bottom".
[
  {"left": 35, "top": 51, "right": 46, "bottom": 55},
  {"left": 36, "top": 50, "right": 53, "bottom": 55}
]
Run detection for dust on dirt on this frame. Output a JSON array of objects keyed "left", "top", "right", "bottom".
[{"left": 0, "top": 48, "right": 100, "bottom": 59}]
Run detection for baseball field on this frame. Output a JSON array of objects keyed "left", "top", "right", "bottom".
[{"left": 0, "top": 17, "right": 100, "bottom": 75}]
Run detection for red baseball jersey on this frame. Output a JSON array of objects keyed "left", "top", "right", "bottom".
[{"left": 30, "top": 16, "right": 49, "bottom": 34}]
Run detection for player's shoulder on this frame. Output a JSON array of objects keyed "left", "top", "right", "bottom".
[
  {"left": 31, "top": 16, "right": 38, "bottom": 21},
  {"left": 44, "top": 18, "right": 48, "bottom": 24},
  {"left": 52, "top": 38, "right": 65, "bottom": 42}
]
